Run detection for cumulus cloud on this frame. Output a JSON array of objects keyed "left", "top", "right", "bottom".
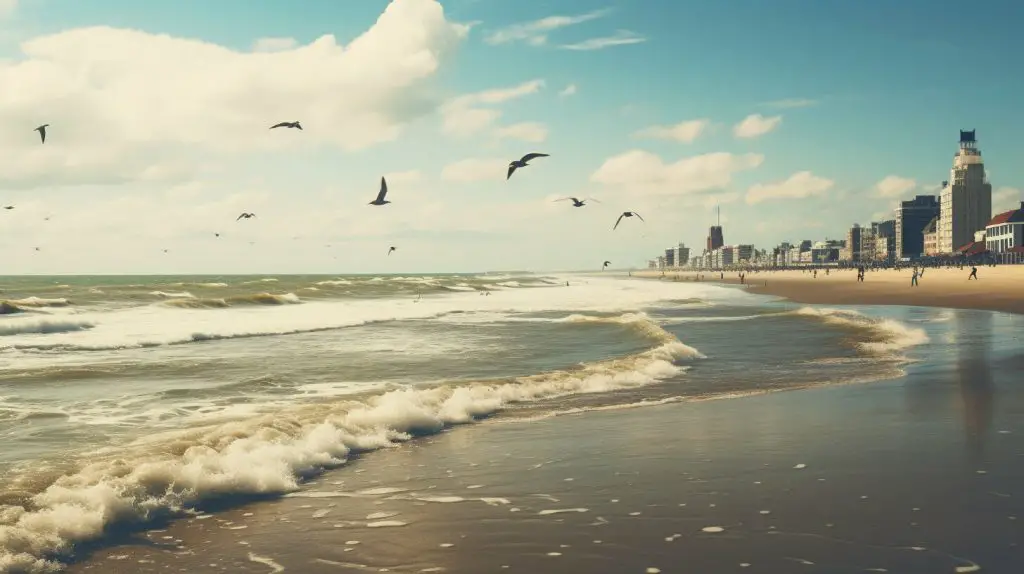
[
  {"left": 559, "top": 84, "right": 577, "bottom": 97},
  {"left": 733, "top": 113, "right": 782, "bottom": 139},
  {"left": 873, "top": 175, "right": 917, "bottom": 198},
  {"left": 590, "top": 150, "right": 764, "bottom": 196},
  {"left": 746, "top": 171, "right": 834, "bottom": 204},
  {"left": 484, "top": 9, "right": 609, "bottom": 46},
  {"left": 993, "top": 186, "right": 1022, "bottom": 213},
  {"left": 0, "top": 0, "right": 468, "bottom": 191},
  {"left": 251, "top": 36, "right": 298, "bottom": 52},
  {"left": 440, "top": 79, "right": 544, "bottom": 138},
  {"left": 632, "top": 119, "right": 709, "bottom": 143},
  {"left": 440, "top": 157, "right": 508, "bottom": 182},
  {"left": 560, "top": 30, "right": 646, "bottom": 51},
  {"left": 494, "top": 122, "right": 548, "bottom": 143}
]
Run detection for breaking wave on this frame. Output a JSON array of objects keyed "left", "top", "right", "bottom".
[
  {"left": 793, "top": 307, "right": 929, "bottom": 356},
  {"left": 162, "top": 292, "right": 301, "bottom": 309},
  {"left": 0, "top": 320, "right": 95, "bottom": 337},
  {"left": 0, "top": 314, "right": 701, "bottom": 573}
]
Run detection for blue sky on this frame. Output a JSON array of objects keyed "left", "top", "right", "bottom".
[{"left": 0, "top": 0, "right": 1021, "bottom": 274}]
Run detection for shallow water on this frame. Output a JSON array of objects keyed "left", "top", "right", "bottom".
[{"left": 1, "top": 271, "right": 1021, "bottom": 572}]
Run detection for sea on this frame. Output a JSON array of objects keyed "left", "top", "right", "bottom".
[{"left": 0, "top": 271, "right": 1018, "bottom": 572}]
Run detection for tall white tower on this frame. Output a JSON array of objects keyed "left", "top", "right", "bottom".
[{"left": 938, "top": 130, "right": 992, "bottom": 254}]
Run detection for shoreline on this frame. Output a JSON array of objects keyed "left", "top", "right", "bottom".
[
  {"left": 633, "top": 266, "right": 1024, "bottom": 316},
  {"left": 66, "top": 360, "right": 1024, "bottom": 574}
]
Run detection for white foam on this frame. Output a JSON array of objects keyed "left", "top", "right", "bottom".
[
  {"left": 794, "top": 307, "right": 929, "bottom": 356},
  {"left": 366, "top": 520, "right": 406, "bottom": 528},
  {"left": 701, "top": 526, "right": 724, "bottom": 533},
  {"left": 546, "top": 552, "right": 561, "bottom": 557},
  {"left": 1, "top": 276, "right": 741, "bottom": 351},
  {"left": 247, "top": 553, "right": 284, "bottom": 573},
  {"left": 311, "top": 509, "right": 330, "bottom": 518},
  {"left": 538, "top": 508, "right": 588, "bottom": 516},
  {"left": 366, "top": 512, "right": 398, "bottom": 520},
  {"left": 646, "top": 569, "right": 661, "bottom": 573},
  {"left": 0, "top": 318, "right": 95, "bottom": 336},
  {"left": 793, "top": 463, "right": 806, "bottom": 469}
]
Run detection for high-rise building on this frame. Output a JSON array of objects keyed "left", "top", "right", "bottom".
[
  {"left": 675, "top": 243, "right": 691, "bottom": 268},
  {"left": 938, "top": 130, "right": 993, "bottom": 254},
  {"left": 841, "top": 224, "right": 862, "bottom": 262},
  {"left": 706, "top": 205, "right": 724, "bottom": 252},
  {"left": 895, "top": 195, "right": 940, "bottom": 259}
]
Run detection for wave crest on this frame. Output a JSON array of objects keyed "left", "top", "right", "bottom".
[
  {"left": 0, "top": 318, "right": 700, "bottom": 572},
  {"left": 793, "top": 307, "right": 929, "bottom": 356}
]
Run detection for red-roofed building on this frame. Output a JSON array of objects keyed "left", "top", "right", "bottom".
[{"left": 985, "top": 201, "right": 1024, "bottom": 262}]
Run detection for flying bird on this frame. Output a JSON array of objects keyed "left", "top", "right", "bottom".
[
  {"left": 236, "top": 212, "right": 256, "bottom": 221},
  {"left": 613, "top": 211, "right": 644, "bottom": 230},
  {"left": 555, "top": 196, "right": 600, "bottom": 207},
  {"left": 507, "top": 153, "right": 549, "bottom": 180},
  {"left": 388, "top": 246, "right": 396, "bottom": 256},
  {"left": 35, "top": 124, "right": 49, "bottom": 144},
  {"left": 603, "top": 261, "right": 611, "bottom": 269},
  {"left": 162, "top": 249, "right": 169, "bottom": 254},
  {"left": 369, "top": 177, "right": 390, "bottom": 206},
  {"left": 34, "top": 247, "right": 41, "bottom": 252},
  {"left": 214, "top": 233, "right": 220, "bottom": 237},
  {"left": 270, "top": 121, "right": 302, "bottom": 130},
  {"left": 2, "top": 206, "right": 13, "bottom": 210}
]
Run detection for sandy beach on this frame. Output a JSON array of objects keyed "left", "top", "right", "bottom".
[{"left": 636, "top": 265, "right": 1024, "bottom": 315}]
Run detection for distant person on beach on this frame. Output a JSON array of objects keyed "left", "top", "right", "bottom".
[
  {"left": 739, "top": 273, "right": 745, "bottom": 284},
  {"left": 911, "top": 268, "right": 919, "bottom": 286},
  {"left": 813, "top": 269, "right": 817, "bottom": 278},
  {"left": 969, "top": 266, "right": 978, "bottom": 280}
]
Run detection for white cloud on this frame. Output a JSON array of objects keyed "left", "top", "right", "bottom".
[
  {"left": 559, "top": 84, "right": 577, "bottom": 97},
  {"left": 733, "top": 114, "right": 782, "bottom": 139},
  {"left": 0, "top": 0, "right": 469, "bottom": 191},
  {"left": 440, "top": 157, "right": 508, "bottom": 182},
  {"left": 560, "top": 30, "right": 646, "bottom": 51},
  {"left": 761, "top": 98, "right": 817, "bottom": 109},
  {"left": 484, "top": 9, "right": 609, "bottom": 46},
  {"left": 494, "top": 122, "right": 548, "bottom": 143},
  {"left": 873, "top": 175, "right": 917, "bottom": 198},
  {"left": 590, "top": 150, "right": 764, "bottom": 196},
  {"left": 440, "top": 79, "right": 544, "bottom": 138},
  {"left": 993, "top": 186, "right": 1022, "bottom": 213},
  {"left": 0, "top": 0, "right": 15, "bottom": 19},
  {"left": 632, "top": 119, "right": 709, "bottom": 143},
  {"left": 745, "top": 171, "right": 834, "bottom": 204},
  {"left": 251, "top": 36, "right": 298, "bottom": 52},
  {"left": 702, "top": 192, "right": 740, "bottom": 209}
]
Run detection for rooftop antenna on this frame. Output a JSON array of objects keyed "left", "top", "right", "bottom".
[{"left": 717, "top": 204, "right": 721, "bottom": 226}]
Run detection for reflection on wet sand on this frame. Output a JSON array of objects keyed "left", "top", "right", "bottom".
[{"left": 955, "top": 311, "right": 994, "bottom": 462}]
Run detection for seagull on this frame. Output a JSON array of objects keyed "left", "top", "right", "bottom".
[
  {"left": 613, "top": 211, "right": 644, "bottom": 230},
  {"left": 162, "top": 249, "right": 169, "bottom": 254},
  {"left": 214, "top": 233, "right": 220, "bottom": 237},
  {"left": 236, "top": 212, "right": 256, "bottom": 221},
  {"left": 34, "top": 247, "right": 40, "bottom": 252},
  {"left": 369, "top": 177, "right": 390, "bottom": 206},
  {"left": 2, "top": 205, "right": 13, "bottom": 210},
  {"left": 555, "top": 196, "right": 600, "bottom": 207},
  {"left": 507, "top": 153, "right": 549, "bottom": 180},
  {"left": 35, "top": 124, "right": 49, "bottom": 143},
  {"left": 270, "top": 121, "right": 302, "bottom": 130},
  {"left": 603, "top": 261, "right": 611, "bottom": 269},
  {"left": 388, "top": 246, "right": 396, "bottom": 256}
]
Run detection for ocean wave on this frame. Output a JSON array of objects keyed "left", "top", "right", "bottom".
[
  {"left": 161, "top": 292, "right": 302, "bottom": 310},
  {"left": 793, "top": 307, "right": 929, "bottom": 356},
  {"left": 0, "top": 320, "right": 95, "bottom": 337},
  {"left": 0, "top": 317, "right": 701, "bottom": 572},
  {"left": 148, "top": 291, "right": 194, "bottom": 299},
  {"left": 3, "top": 298, "right": 69, "bottom": 309}
]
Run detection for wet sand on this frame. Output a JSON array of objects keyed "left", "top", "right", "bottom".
[
  {"left": 637, "top": 266, "right": 1024, "bottom": 315},
  {"left": 66, "top": 346, "right": 1024, "bottom": 574}
]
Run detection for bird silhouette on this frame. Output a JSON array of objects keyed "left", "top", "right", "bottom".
[
  {"left": 388, "top": 246, "right": 396, "bottom": 256},
  {"left": 2, "top": 205, "right": 13, "bottom": 210},
  {"left": 270, "top": 121, "right": 302, "bottom": 130},
  {"left": 603, "top": 261, "right": 611, "bottom": 269},
  {"left": 369, "top": 177, "right": 390, "bottom": 206},
  {"left": 555, "top": 196, "right": 600, "bottom": 207},
  {"left": 162, "top": 249, "right": 169, "bottom": 254},
  {"left": 35, "top": 124, "right": 49, "bottom": 144},
  {"left": 214, "top": 233, "right": 221, "bottom": 237},
  {"left": 613, "top": 211, "right": 644, "bottom": 230},
  {"left": 507, "top": 153, "right": 549, "bottom": 180},
  {"left": 236, "top": 212, "right": 256, "bottom": 221}
]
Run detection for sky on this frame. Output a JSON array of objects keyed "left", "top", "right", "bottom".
[{"left": 0, "top": 0, "right": 1021, "bottom": 275}]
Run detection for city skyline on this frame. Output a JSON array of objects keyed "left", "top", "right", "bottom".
[{"left": 1, "top": 0, "right": 1022, "bottom": 274}]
